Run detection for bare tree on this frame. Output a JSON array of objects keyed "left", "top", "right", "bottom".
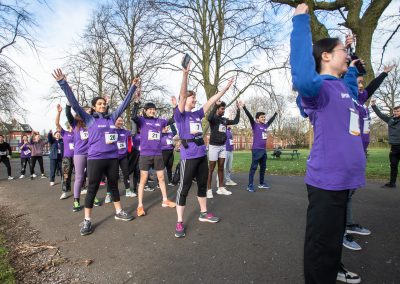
[{"left": 374, "top": 59, "right": 400, "bottom": 115}]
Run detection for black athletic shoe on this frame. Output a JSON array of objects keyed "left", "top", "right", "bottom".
[
  {"left": 336, "top": 264, "right": 361, "bottom": 283},
  {"left": 80, "top": 219, "right": 92, "bottom": 236},
  {"left": 382, "top": 183, "right": 396, "bottom": 188},
  {"left": 115, "top": 210, "right": 134, "bottom": 221}
]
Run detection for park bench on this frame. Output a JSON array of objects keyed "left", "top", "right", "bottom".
[{"left": 271, "top": 149, "right": 300, "bottom": 159}]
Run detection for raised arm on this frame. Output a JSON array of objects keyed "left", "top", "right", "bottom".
[
  {"left": 242, "top": 105, "right": 255, "bottom": 125},
  {"left": 65, "top": 104, "right": 76, "bottom": 127},
  {"left": 178, "top": 63, "right": 190, "bottom": 113},
  {"left": 203, "top": 78, "right": 234, "bottom": 113},
  {"left": 290, "top": 5, "right": 322, "bottom": 98},
  {"left": 342, "top": 65, "right": 359, "bottom": 100},
  {"left": 371, "top": 99, "right": 390, "bottom": 123},
  {"left": 267, "top": 112, "right": 278, "bottom": 126},
  {"left": 47, "top": 131, "right": 55, "bottom": 145},
  {"left": 55, "top": 104, "right": 63, "bottom": 131},
  {"left": 226, "top": 101, "right": 241, "bottom": 125},
  {"left": 111, "top": 78, "right": 140, "bottom": 122},
  {"left": 365, "top": 66, "right": 394, "bottom": 98}
]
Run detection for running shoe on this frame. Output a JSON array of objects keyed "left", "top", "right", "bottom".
[
  {"left": 8, "top": 176, "right": 14, "bottom": 180},
  {"left": 80, "top": 219, "right": 92, "bottom": 236},
  {"left": 216, "top": 187, "right": 232, "bottom": 195},
  {"left": 19, "top": 175, "right": 25, "bottom": 179},
  {"left": 125, "top": 189, "right": 135, "bottom": 197},
  {"left": 247, "top": 184, "right": 256, "bottom": 192},
  {"left": 192, "top": 177, "right": 197, "bottom": 183},
  {"left": 60, "top": 192, "right": 70, "bottom": 200},
  {"left": 30, "top": 175, "right": 34, "bottom": 180},
  {"left": 94, "top": 197, "right": 102, "bottom": 206},
  {"left": 144, "top": 185, "right": 154, "bottom": 192},
  {"left": 346, "top": 224, "right": 371, "bottom": 236},
  {"left": 115, "top": 210, "right": 134, "bottom": 221},
  {"left": 168, "top": 182, "right": 174, "bottom": 186},
  {"left": 225, "top": 180, "right": 237, "bottom": 186},
  {"left": 336, "top": 264, "right": 361, "bottom": 283},
  {"left": 104, "top": 194, "right": 112, "bottom": 204},
  {"left": 50, "top": 182, "right": 55, "bottom": 186},
  {"left": 99, "top": 181, "right": 106, "bottom": 186},
  {"left": 343, "top": 234, "right": 361, "bottom": 251},
  {"left": 80, "top": 189, "right": 87, "bottom": 195},
  {"left": 198, "top": 212, "right": 220, "bottom": 223},
  {"left": 162, "top": 200, "right": 176, "bottom": 208},
  {"left": 40, "top": 174, "right": 47, "bottom": 179},
  {"left": 72, "top": 201, "right": 82, "bottom": 212},
  {"left": 175, "top": 222, "right": 185, "bottom": 238},
  {"left": 137, "top": 206, "right": 146, "bottom": 217},
  {"left": 382, "top": 182, "right": 396, "bottom": 188},
  {"left": 258, "top": 183, "right": 270, "bottom": 189},
  {"left": 32, "top": 174, "right": 37, "bottom": 178},
  {"left": 206, "top": 189, "right": 214, "bottom": 198}
]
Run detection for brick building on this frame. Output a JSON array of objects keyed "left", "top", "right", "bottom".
[{"left": 0, "top": 120, "right": 33, "bottom": 152}]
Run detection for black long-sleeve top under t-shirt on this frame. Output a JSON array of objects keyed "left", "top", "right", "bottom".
[
  {"left": 364, "top": 72, "right": 388, "bottom": 99},
  {"left": 208, "top": 106, "right": 240, "bottom": 146},
  {"left": 0, "top": 142, "right": 12, "bottom": 156}
]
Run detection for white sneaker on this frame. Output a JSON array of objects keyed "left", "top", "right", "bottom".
[
  {"left": 50, "top": 182, "right": 55, "bottom": 186},
  {"left": 32, "top": 174, "right": 37, "bottom": 178},
  {"left": 126, "top": 189, "right": 137, "bottom": 197},
  {"left": 8, "top": 176, "right": 14, "bottom": 180},
  {"left": 225, "top": 180, "right": 237, "bottom": 186},
  {"left": 41, "top": 174, "right": 47, "bottom": 179},
  {"left": 80, "top": 189, "right": 87, "bottom": 195},
  {"left": 206, "top": 189, "right": 214, "bottom": 199},
  {"left": 60, "top": 192, "right": 70, "bottom": 200},
  {"left": 216, "top": 187, "right": 232, "bottom": 195},
  {"left": 19, "top": 175, "right": 25, "bottom": 179},
  {"left": 105, "top": 194, "right": 112, "bottom": 204}
]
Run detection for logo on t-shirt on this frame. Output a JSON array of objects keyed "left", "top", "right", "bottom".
[{"left": 341, "top": 93, "right": 350, "bottom": 99}]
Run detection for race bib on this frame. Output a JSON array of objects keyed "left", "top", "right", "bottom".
[
  {"left": 218, "top": 124, "right": 226, "bottom": 133},
  {"left": 229, "top": 139, "right": 234, "bottom": 145},
  {"left": 117, "top": 142, "right": 126, "bottom": 149},
  {"left": 105, "top": 133, "right": 118, "bottom": 144},
  {"left": 349, "top": 108, "right": 360, "bottom": 136},
  {"left": 148, "top": 131, "right": 160, "bottom": 141},
  {"left": 190, "top": 122, "right": 202, "bottom": 134},
  {"left": 0, "top": 151, "right": 6, "bottom": 155},
  {"left": 363, "top": 118, "right": 371, "bottom": 134},
  {"left": 166, "top": 139, "right": 173, "bottom": 145},
  {"left": 23, "top": 149, "right": 31, "bottom": 155},
  {"left": 57, "top": 149, "right": 61, "bottom": 154},
  {"left": 80, "top": 130, "right": 89, "bottom": 140},
  {"left": 69, "top": 143, "right": 75, "bottom": 150},
  {"left": 262, "top": 132, "right": 267, "bottom": 140}
]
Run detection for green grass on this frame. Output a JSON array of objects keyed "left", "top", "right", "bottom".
[
  {"left": 0, "top": 237, "right": 15, "bottom": 284},
  {"left": 174, "top": 148, "right": 391, "bottom": 180}
]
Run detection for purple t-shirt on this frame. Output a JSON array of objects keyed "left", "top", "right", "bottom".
[
  {"left": 174, "top": 107, "right": 206, "bottom": 160},
  {"left": 19, "top": 142, "right": 32, "bottom": 158},
  {"left": 72, "top": 123, "right": 89, "bottom": 156},
  {"left": 355, "top": 90, "right": 371, "bottom": 145},
  {"left": 225, "top": 129, "right": 234, "bottom": 152},
  {"left": 251, "top": 122, "right": 268, "bottom": 150},
  {"left": 116, "top": 128, "right": 131, "bottom": 159},
  {"left": 161, "top": 132, "right": 174, "bottom": 151},
  {"left": 87, "top": 117, "right": 118, "bottom": 160},
  {"left": 61, "top": 129, "right": 74, "bottom": 158},
  {"left": 300, "top": 79, "right": 366, "bottom": 190},
  {"left": 137, "top": 117, "right": 168, "bottom": 156}
]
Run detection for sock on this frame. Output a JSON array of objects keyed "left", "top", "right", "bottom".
[{"left": 84, "top": 217, "right": 91, "bottom": 221}]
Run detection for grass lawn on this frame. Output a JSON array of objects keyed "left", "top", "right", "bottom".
[
  {"left": 175, "top": 148, "right": 391, "bottom": 180},
  {"left": 0, "top": 236, "right": 15, "bottom": 284}
]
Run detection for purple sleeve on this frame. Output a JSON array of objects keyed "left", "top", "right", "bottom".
[
  {"left": 161, "top": 118, "right": 168, "bottom": 128},
  {"left": 60, "top": 128, "right": 65, "bottom": 136},
  {"left": 358, "top": 90, "right": 369, "bottom": 105},
  {"left": 174, "top": 107, "right": 183, "bottom": 122},
  {"left": 197, "top": 108, "right": 205, "bottom": 119}
]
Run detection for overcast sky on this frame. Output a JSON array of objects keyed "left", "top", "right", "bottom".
[{"left": 4, "top": 0, "right": 400, "bottom": 132}]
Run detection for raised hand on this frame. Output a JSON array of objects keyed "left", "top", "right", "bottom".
[
  {"left": 171, "top": 96, "right": 177, "bottom": 107},
  {"left": 237, "top": 100, "right": 244, "bottom": 109},
  {"left": 370, "top": 98, "right": 376, "bottom": 106},
  {"left": 57, "top": 104, "right": 62, "bottom": 113},
  {"left": 216, "top": 100, "right": 222, "bottom": 106},
  {"left": 294, "top": 3, "right": 309, "bottom": 16},
  {"left": 182, "top": 59, "right": 191, "bottom": 74},
  {"left": 223, "top": 78, "right": 234, "bottom": 91},
  {"left": 384, "top": 64, "right": 396, "bottom": 73},
  {"left": 133, "top": 88, "right": 141, "bottom": 103},
  {"left": 345, "top": 33, "right": 355, "bottom": 49},
  {"left": 52, "top": 68, "right": 66, "bottom": 81},
  {"left": 132, "top": 77, "right": 141, "bottom": 87}
]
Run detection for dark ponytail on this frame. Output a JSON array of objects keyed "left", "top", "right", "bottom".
[{"left": 313, "top": 38, "right": 340, "bottom": 73}]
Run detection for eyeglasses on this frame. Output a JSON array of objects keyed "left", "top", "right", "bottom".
[{"left": 332, "top": 48, "right": 347, "bottom": 53}]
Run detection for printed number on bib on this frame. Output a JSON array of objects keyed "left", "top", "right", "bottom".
[
  {"left": 229, "top": 139, "right": 234, "bottom": 145},
  {"left": 166, "top": 139, "right": 173, "bottom": 145},
  {"left": 105, "top": 133, "right": 118, "bottom": 144},
  {"left": 262, "top": 132, "right": 267, "bottom": 140},
  {"left": 69, "top": 143, "right": 75, "bottom": 150},
  {"left": 23, "top": 149, "right": 31, "bottom": 155},
  {"left": 363, "top": 118, "right": 371, "bottom": 134},
  {"left": 0, "top": 151, "right": 6, "bottom": 155},
  {"left": 80, "top": 131, "right": 89, "bottom": 140},
  {"left": 218, "top": 124, "right": 226, "bottom": 133},
  {"left": 349, "top": 108, "right": 360, "bottom": 136},
  {"left": 117, "top": 142, "right": 126, "bottom": 149},
  {"left": 190, "top": 122, "right": 202, "bottom": 134},
  {"left": 148, "top": 131, "right": 160, "bottom": 141}
]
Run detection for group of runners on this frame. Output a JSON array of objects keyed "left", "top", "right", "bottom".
[{"left": 0, "top": 3, "right": 398, "bottom": 283}]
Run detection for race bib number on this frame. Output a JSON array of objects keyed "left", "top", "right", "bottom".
[
  {"left": 117, "top": 142, "right": 126, "bottom": 149},
  {"left": 166, "top": 139, "right": 173, "bottom": 145},
  {"left": 349, "top": 108, "right": 360, "bottom": 136},
  {"left": 262, "top": 132, "right": 267, "bottom": 140},
  {"left": 23, "top": 150, "right": 31, "bottom": 155},
  {"left": 190, "top": 122, "right": 202, "bottom": 134},
  {"left": 0, "top": 151, "right": 6, "bottom": 155},
  {"left": 105, "top": 133, "right": 118, "bottom": 144},
  {"left": 57, "top": 149, "right": 61, "bottom": 154},
  {"left": 363, "top": 118, "right": 371, "bottom": 134},
  {"left": 229, "top": 139, "right": 234, "bottom": 146},
  {"left": 80, "top": 130, "right": 89, "bottom": 140},
  {"left": 218, "top": 124, "right": 226, "bottom": 133},
  {"left": 148, "top": 131, "right": 160, "bottom": 141},
  {"left": 69, "top": 143, "right": 75, "bottom": 150}
]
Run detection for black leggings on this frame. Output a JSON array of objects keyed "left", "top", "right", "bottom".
[
  {"left": 0, "top": 156, "right": 11, "bottom": 176},
  {"left": 119, "top": 156, "right": 130, "bottom": 189},
  {"left": 31, "top": 156, "right": 44, "bottom": 175},
  {"left": 162, "top": 150, "right": 174, "bottom": 183},
  {"left": 128, "top": 149, "right": 140, "bottom": 191},
  {"left": 176, "top": 156, "right": 208, "bottom": 206},
  {"left": 304, "top": 185, "right": 348, "bottom": 284},
  {"left": 389, "top": 144, "right": 400, "bottom": 184},
  {"left": 85, "top": 159, "right": 120, "bottom": 208},
  {"left": 20, "top": 158, "right": 32, "bottom": 175}
]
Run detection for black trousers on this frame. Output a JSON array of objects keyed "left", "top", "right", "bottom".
[
  {"left": 128, "top": 149, "right": 140, "bottom": 192},
  {"left": 389, "top": 144, "right": 400, "bottom": 184},
  {"left": 20, "top": 158, "right": 32, "bottom": 175},
  {"left": 50, "top": 157, "right": 62, "bottom": 182},
  {"left": 162, "top": 149, "right": 174, "bottom": 183},
  {"left": 176, "top": 156, "right": 208, "bottom": 206},
  {"left": 31, "top": 156, "right": 44, "bottom": 175},
  {"left": 0, "top": 156, "right": 11, "bottom": 176},
  {"left": 119, "top": 156, "right": 130, "bottom": 189},
  {"left": 85, "top": 159, "right": 120, "bottom": 208},
  {"left": 304, "top": 185, "right": 348, "bottom": 284}
]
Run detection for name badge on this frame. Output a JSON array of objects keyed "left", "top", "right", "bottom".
[
  {"left": 218, "top": 124, "right": 226, "bottom": 133},
  {"left": 105, "top": 133, "right": 118, "bottom": 144},
  {"left": 148, "top": 131, "right": 160, "bottom": 141},
  {"left": 166, "top": 139, "right": 173, "bottom": 145},
  {"left": 23, "top": 149, "right": 31, "bottom": 155},
  {"left": 190, "top": 122, "right": 202, "bottom": 134},
  {"left": 117, "top": 142, "right": 126, "bottom": 149},
  {"left": 262, "top": 132, "right": 267, "bottom": 140},
  {"left": 80, "top": 130, "right": 89, "bottom": 140},
  {"left": 69, "top": 143, "right": 75, "bottom": 150},
  {"left": 363, "top": 118, "right": 371, "bottom": 134},
  {"left": 229, "top": 139, "right": 233, "bottom": 145},
  {"left": 349, "top": 108, "right": 360, "bottom": 136}
]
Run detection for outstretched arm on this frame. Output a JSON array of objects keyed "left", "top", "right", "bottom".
[
  {"left": 111, "top": 78, "right": 140, "bottom": 122},
  {"left": 365, "top": 66, "right": 394, "bottom": 98},
  {"left": 226, "top": 101, "right": 241, "bottom": 125},
  {"left": 178, "top": 62, "right": 190, "bottom": 113},
  {"left": 371, "top": 99, "right": 390, "bottom": 123},
  {"left": 65, "top": 104, "right": 76, "bottom": 127},
  {"left": 267, "top": 112, "right": 278, "bottom": 126},
  {"left": 242, "top": 104, "right": 255, "bottom": 125},
  {"left": 202, "top": 78, "right": 234, "bottom": 113},
  {"left": 55, "top": 104, "right": 63, "bottom": 132}
]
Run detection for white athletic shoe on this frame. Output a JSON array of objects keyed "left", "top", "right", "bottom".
[
  {"left": 105, "top": 194, "right": 112, "bottom": 204},
  {"left": 32, "top": 174, "right": 37, "bottom": 178},
  {"left": 80, "top": 189, "right": 87, "bottom": 195},
  {"left": 8, "top": 176, "right": 14, "bottom": 180},
  {"left": 50, "top": 182, "right": 55, "bottom": 186},
  {"left": 19, "top": 175, "right": 25, "bottom": 179},
  {"left": 126, "top": 189, "right": 137, "bottom": 197},
  {"left": 40, "top": 174, "right": 47, "bottom": 179},
  {"left": 216, "top": 187, "right": 232, "bottom": 195},
  {"left": 206, "top": 189, "right": 214, "bottom": 199},
  {"left": 60, "top": 192, "right": 70, "bottom": 200},
  {"left": 225, "top": 180, "right": 237, "bottom": 186}
]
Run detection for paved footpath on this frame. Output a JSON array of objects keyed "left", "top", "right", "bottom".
[{"left": 0, "top": 158, "right": 399, "bottom": 283}]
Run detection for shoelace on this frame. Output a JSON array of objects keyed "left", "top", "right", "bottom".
[
  {"left": 119, "top": 211, "right": 128, "bottom": 217},
  {"left": 176, "top": 223, "right": 183, "bottom": 230}
]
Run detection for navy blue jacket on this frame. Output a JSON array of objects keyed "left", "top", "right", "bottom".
[{"left": 48, "top": 132, "right": 64, "bottom": 159}]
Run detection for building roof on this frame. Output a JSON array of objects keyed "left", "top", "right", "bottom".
[{"left": 0, "top": 119, "right": 33, "bottom": 133}]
